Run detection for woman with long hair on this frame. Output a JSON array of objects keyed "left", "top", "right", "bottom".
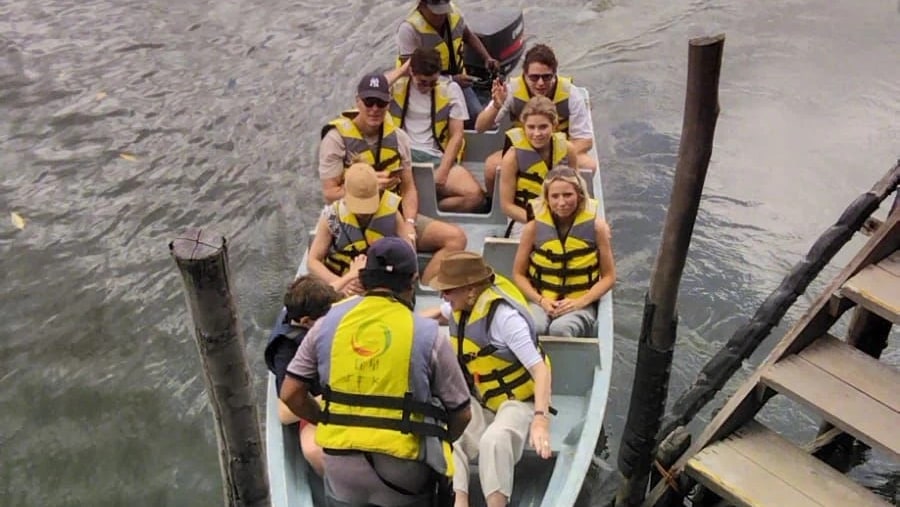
[
  {"left": 498, "top": 95, "right": 579, "bottom": 238},
  {"left": 512, "top": 168, "right": 615, "bottom": 337}
]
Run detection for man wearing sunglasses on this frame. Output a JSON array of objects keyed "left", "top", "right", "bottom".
[
  {"left": 474, "top": 44, "right": 597, "bottom": 195},
  {"left": 397, "top": 0, "right": 500, "bottom": 122},
  {"left": 318, "top": 72, "right": 468, "bottom": 286},
  {"left": 389, "top": 47, "right": 487, "bottom": 213}
]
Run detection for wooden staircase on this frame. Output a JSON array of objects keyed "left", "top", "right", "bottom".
[{"left": 659, "top": 209, "right": 900, "bottom": 507}]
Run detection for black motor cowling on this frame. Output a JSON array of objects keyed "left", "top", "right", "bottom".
[{"left": 463, "top": 8, "right": 525, "bottom": 90}]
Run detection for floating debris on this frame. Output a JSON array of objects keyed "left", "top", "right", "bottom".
[
  {"left": 119, "top": 153, "right": 137, "bottom": 161},
  {"left": 10, "top": 212, "right": 25, "bottom": 230},
  {"left": 95, "top": 91, "right": 107, "bottom": 100}
]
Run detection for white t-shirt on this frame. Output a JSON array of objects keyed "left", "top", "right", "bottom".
[
  {"left": 400, "top": 79, "right": 469, "bottom": 157},
  {"left": 495, "top": 80, "right": 594, "bottom": 141},
  {"left": 440, "top": 300, "right": 542, "bottom": 368}
]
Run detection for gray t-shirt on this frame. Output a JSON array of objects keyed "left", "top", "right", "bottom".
[
  {"left": 287, "top": 311, "right": 470, "bottom": 505},
  {"left": 396, "top": 17, "right": 468, "bottom": 61}
]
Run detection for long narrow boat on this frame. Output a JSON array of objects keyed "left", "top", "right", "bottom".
[{"left": 264, "top": 86, "right": 613, "bottom": 504}]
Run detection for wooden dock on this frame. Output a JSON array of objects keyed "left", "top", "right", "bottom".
[{"left": 649, "top": 208, "right": 899, "bottom": 506}]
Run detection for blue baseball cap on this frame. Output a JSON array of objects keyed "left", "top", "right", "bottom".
[{"left": 365, "top": 237, "right": 418, "bottom": 276}]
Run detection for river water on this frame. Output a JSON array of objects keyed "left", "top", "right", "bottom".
[{"left": 1, "top": 0, "right": 898, "bottom": 505}]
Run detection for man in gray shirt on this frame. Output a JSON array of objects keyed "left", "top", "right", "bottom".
[{"left": 282, "top": 237, "right": 471, "bottom": 506}]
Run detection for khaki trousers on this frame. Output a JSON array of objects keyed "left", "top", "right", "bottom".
[{"left": 452, "top": 398, "right": 533, "bottom": 498}]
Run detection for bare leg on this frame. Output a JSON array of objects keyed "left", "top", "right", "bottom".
[
  {"left": 483, "top": 150, "right": 503, "bottom": 196},
  {"left": 438, "top": 165, "right": 487, "bottom": 212},
  {"left": 576, "top": 152, "right": 597, "bottom": 171},
  {"left": 486, "top": 492, "right": 508, "bottom": 507},
  {"left": 300, "top": 423, "right": 324, "bottom": 477},
  {"left": 417, "top": 218, "right": 467, "bottom": 283}
]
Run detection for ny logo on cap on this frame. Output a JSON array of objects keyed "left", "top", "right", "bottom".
[{"left": 369, "top": 77, "right": 381, "bottom": 88}]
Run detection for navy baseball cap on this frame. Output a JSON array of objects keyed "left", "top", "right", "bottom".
[
  {"left": 365, "top": 237, "right": 418, "bottom": 276},
  {"left": 357, "top": 72, "right": 391, "bottom": 102}
]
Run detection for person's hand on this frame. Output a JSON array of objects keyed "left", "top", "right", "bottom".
[
  {"left": 347, "top": 254, "right": 367, "bottom": 276},
  {"left": 552, "top": 297, "right": 585, "bottom": 317},
  {"left": 453, "top": 74, "right": 473, "bottom": 88},
  {"left": 484, "top": 57, "right": 500, "bottom": 73},
  {"left": 530, "top": 415, "right": 552, "bottom": 459},
  {"left": 376, "top": 171, "right": 400, "bottom": 191},
  {"left": 342, "top": 278, "right": 364, "bottom": 297},
  {"left": 490, "top": 78, "right": 507, "bottom": 106},
  {"left": 538, "top": 296, "right": 557, "bottom": 316},
  {"left": 434, "top": 165, "right": 450, "bottom": 188}
]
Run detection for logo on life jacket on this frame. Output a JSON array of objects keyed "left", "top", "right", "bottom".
[{"left": 349, "top": 319, "right": 393, "bottom": 358}]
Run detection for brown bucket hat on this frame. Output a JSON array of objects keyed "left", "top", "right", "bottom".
[{"left": 429, "top": 251, "right": 495, "bottom": 291}]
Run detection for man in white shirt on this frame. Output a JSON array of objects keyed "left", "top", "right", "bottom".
[
  {"left": 390, "top": 47, "right": 487, "bottom": 212},
  {"left": 474, "top": 44, "right": 597, "bottom": 195}
]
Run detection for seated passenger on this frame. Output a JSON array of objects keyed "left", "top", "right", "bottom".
[
  {"left": 309, "top": 163, "right": 413, "bottom": 296},
  {"left": 476, "top": 43, "right": 597, "bottom": 195},
  {"left": 396, "top": 0, "right": 499, "bottom": 120},
  {"left": 317, "top": 72, "right": 467, "bottom": 283},
  {"left": 390, "top": 47, "right": 487, "bottom": 212},
  {"left": 499, "top": 95, "right": 578, "bottom": 238},
  {"left": 264, "top": 274, "right": 341, "bottom": 477},
  {"left": 426, "top": 251, "right": 553, "bottom": 507},
  {"left": 512, "top": 168, "right": 615, "bottom": 337}
]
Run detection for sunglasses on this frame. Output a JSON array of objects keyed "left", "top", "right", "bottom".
[
  {"left": 361, "top": 97, "right": 389, "bottom": 109},
  {"left": 526, "top": 73, "right": 555, "bottom": 83}
]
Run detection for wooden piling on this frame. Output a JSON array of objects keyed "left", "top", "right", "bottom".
[
  {"left": 170, "top": 229, "right": 270, "bottom": 507},
  {"left": 615, "top": 34, "right": 725, "bottom": 506}
]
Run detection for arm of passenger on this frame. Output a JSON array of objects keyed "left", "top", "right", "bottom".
[
  {"left": 318, "top": 132, "right": 347, "bottom": 203},
  {"left": 307, "top": 215, "right": 343, "bottom": 287},
  {"left": 462, "top": 25, "right": 493, "bottom": 63},
  {"left": 418, "top": 305, "right": 448, "bottom": 324},
  {"left": 385, "top": 59, "right": 410, "bottom": 85},
  {"left": 569, "top": 138, "right": 593, "bottom": 157},
  {"left": 575, "top": 219, "right": 616, "bottom": 308},
  {"left": 396, "top": 133, "right": 419, "bottom": 221},
  {"left": 396, "top": 212, "right": 416, "bottom": 247},
  {"left": 567, "top": 87, "right": 594, "bottom": 155},
  {"left": 527, "top": 359, "right": 552, "bottom": 459},
  {"left": 281, "top": 322, "right": 324, "bottom": 423},
  {"left": 436, "top": 118, "right": 464, "bottom": 177},
  {"left": 565, "top": 140, "right": 579, "bottom": 169},
  {"left": 512, "top": 222, "right": 543, "bottom": 304},
  {"left": 431, "top": 334, "right": 473, "bottom": 441},
  {"left": 278, "top": 399, "right": 301, "bottom": 425},
  {"left": 499, "top": 149, "right": 528, "bottom": 224}
]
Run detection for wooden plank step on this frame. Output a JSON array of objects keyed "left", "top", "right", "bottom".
[
  {"left": 840, "top": 250, "right": 900, "bottom": 324},
  {"left": 686, "top": 420, "right": 891, "bottom": 507},
  {"left": 761, "top": 347, "right": 900, "bottom": 459}
]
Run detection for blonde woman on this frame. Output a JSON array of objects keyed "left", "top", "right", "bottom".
[
  {"left": 498, "top": 95, "right": 579, "bottom": 238},
  {"left": 512, "top": 168, "right": 615, "bottom": 337}
]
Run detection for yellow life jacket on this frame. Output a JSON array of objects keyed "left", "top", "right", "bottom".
[
  {"left": 321, "top": 111, "right": 403, "bottom": 193},
  {"left": 324, "top": 191, "right": 401, "bottom": 276},
  {"left": 400, "top": 6, "right": 466, "bottom": 75},
  {"left": 315, "top": 293, "right": 454, "bottom": 476},
  {"left": 448, "top": 275, "right": 549, "bottom": 412},
  {"left": 508, "top": 75, "right": 573, "bottom": 135},
  {"left": 528, "top": 198, "right": 601, "bottom": 300},
  {"left": 389, "top": 76, "right": 463, "bottom": 161},
  {"left": 506, "top": 127, "right": 569, "bottom": 209}
]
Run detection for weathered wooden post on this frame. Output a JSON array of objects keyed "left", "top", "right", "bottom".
[
  {"left": 171, "top": 229, "right": 270, "bottom": 507},
  {"left": 615, "top": 34, "right": 725, "bottom": 506}
]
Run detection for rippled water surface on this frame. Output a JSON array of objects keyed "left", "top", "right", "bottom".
[{"left": 2, "top": 0, "right": 898, "bottom": 505}]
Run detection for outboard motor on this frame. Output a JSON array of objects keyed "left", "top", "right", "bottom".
[{"left": 463, "top": 8, "right": 525, "bottom": 100}]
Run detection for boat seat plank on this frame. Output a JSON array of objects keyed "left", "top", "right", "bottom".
[
  {"left": 686, "top": 420, "right": 891, "bottom": 507},
  {"left": 840, "top": 251, "right": 900, "bottom": 324},
  {"left": 798, "top": 335, "right": 900, "bottom": 412},
  {"left": 761, "top": 354, "right": 900, "bottom": 459},
  {"left": 483, "top": 237, "right": 519, "bottom": 280},
  {"left": 411, "top": 162, "right": 508, "bottom": 226}
]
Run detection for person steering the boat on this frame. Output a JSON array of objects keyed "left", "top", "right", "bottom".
[
  {"left": 425, "top": 251, "right": 553, "bottom": 507},
  {"left": 389, "top": 47, "right": 487, "bottom": 213},
  {"left": 475, "top": 43, "right": 597, "bottom": 195},
  {"left": 281, "top": 237, "right": 472, "bottom": 507},
  {"left": 396, "top": 0, "right": 500, "bottom": 121},
  {"left": 317, "top": 72, "right": 467, "bottom": 285},
  {"left": 264, "top": 274, "right": 341, "bottom": 477},
  {"left": 512, "top": 168, "right": 615, "bottom": 337},
  {"left": 498, "top": 96, "right": 578, "bottom": 238},
  {"left": 308, "top": 162, "right": 413, "bottom": 297}
]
